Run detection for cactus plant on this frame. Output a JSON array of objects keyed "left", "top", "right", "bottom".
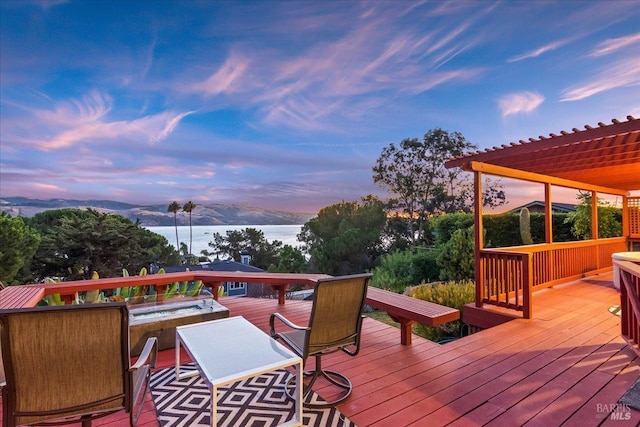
[
  {"left": 43, "top": 277, "right": 64, "bottom": 305},
  {"left": 519, "top": 207, "right": 533, "bottom": 245},
  {"left": 84, "top": 271, "right": 100, "bottom": 303}
]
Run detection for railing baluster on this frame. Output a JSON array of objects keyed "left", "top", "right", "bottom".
[
  {"left": 479, "top": 238, "right": 628, "bottom": 318},
  {"left": 618, "top": 262, "right": 640, "bottom": 357}
]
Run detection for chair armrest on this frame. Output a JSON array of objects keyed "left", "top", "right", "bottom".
[
  {"left": 341, "top": 315, "right": 365, "bottom": 356},
  {"left": 130, "top": 337, "right": 157, "bottom": 425},
  {"left": 269, "top": 312, "right": 308, "bottom": 338},
  {"left": 132, "top": 337, "right": 158, "bottom": 370}
]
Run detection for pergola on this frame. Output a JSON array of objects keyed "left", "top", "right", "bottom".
[
  {"left": 444, "top": 116, "right": 639, "bottom": 345},
  {"left": 446, "top": 116, "right": 639, "bottom": 192}
]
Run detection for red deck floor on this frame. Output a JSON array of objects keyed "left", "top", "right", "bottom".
[{"left": 3, "top": 272, "right": 638, "bottom": 426}]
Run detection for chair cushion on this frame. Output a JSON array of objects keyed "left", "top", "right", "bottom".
[{"left": 278, "top": 329, "right": 306, "bottom": 357}]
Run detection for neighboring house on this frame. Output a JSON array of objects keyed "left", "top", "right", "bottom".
[
  {"left": 159, "top": 252, "right": 264, "bottom": 297},
  {"left": 508, "top": 200, "right": 576, "bottom": 214}
]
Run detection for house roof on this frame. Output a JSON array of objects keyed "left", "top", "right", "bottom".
[
  {"left": 160, "top": 259, "right": 265, "bottom": 274},
  {"left": 507, "top": 201, "right": 577, "bottom": 213},
  {"left": 445, "top": 116, "right": 640, "bottom": 192}
]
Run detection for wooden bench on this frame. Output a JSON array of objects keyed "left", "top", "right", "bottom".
[
  {"left": 365, "top": 286, "right": 460, "bottom": 345},
  {"left": 0, "top": 286, "right": 45, "bottom": 309}
]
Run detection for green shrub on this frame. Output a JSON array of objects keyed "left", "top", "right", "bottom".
[
  {"left": 409, "top": 280, "right": 475, "bottom": 342},
  {"left": 483, "top": 213, "right": 519, "bottom": 247},
  {"left": 483, "top": 212, "right": 574, "bottom": 247},
  {"left": 370, "top": 249, "right": 439, "bottom": 293},
  {"left": 551, "top": 213, "right": 574, "bottom": 242},
  {"left": 436, "top": 227, "right": 474, "bottom": 281},
  {"left": 432, "top": 213, "right": 473, "bottom": 245}
]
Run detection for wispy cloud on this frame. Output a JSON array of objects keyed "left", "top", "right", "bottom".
[
  {"left": 508, "top": 39, "right": 572, "bottom": 62},
  {"left": 3, "top": 1, "right": 637, "bottom": 211},
  {"left": 498, "top": 91, "right": 545, "bottom": 116},
  {"left": 140, "top": 38, "right": 157, "bottom": 81},
  {"left": 590, "top": 33, "right": 640, "bottom": 57},
  {"left": 33, "top": 182, "right": 66, "bottom": 192},
  {"left": 153, "top": 111, "right": 196, "bottom": 143},
  {"left": 8, "top": 91, "right": 195, "bottom": 150},
  {"left": 561, "top": 57, "right": 640, "bottom": 101},
  {"left": 191, "top": 52, "right": 251, "bottom": 96},
  {"left": 182, "top": 4, "right": 487, "bottom": 132},
  {"left": 36, "top": 90, "right": 112, "bottom": 128}
]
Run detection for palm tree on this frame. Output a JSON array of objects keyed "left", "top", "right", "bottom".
[
  {"left": 182, "top": 201, "right": 196, "bottom": 254},
  {"left": 167, "top": 201, "right": 181, "bottom": 250}
]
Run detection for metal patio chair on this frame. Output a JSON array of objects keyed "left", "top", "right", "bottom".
[
  {"left": 0, "top": 302, "right": 157, "bottom": 427},
  {"left": 270, "top": 273, "right": 371, "bottom": 408}
]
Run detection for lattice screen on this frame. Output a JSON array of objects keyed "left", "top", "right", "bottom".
[{"left": 630, "top": 197, "right": 640, "bottom": 238}]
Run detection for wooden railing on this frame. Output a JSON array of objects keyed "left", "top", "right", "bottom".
[
  {"left": 617, "top": 260, "right": 640, "bottom": 358},
  {"left": 478, "top": 250, "right": 532, "bottom": 318},
  {"left": 479, "top": 237, "right": 628, "bottom": 318},
  {"left": 0, "top": 271, "right": 329, "bottom": 309},
  {"left": 630, "top": 196, "right": 640, "bottom": 239}
]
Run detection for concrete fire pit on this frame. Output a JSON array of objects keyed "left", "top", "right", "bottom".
[{"left": 129, "top": 294, "right": 229, "bottom": 355}]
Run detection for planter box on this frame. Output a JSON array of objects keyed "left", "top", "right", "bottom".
[{"left": 129, "top": 296, "right": 229, "bottom": 355}]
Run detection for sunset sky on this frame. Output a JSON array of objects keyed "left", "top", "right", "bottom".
[{"left": 1, "top": 1, "right": 639, "bottom": 213}]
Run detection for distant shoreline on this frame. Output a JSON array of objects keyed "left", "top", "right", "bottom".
[
  {"left": 147, "top": 224, "right": 304, "bottom": 254},
  {"left": 0, "top": 197, "right": 315, "bottom": 227}
]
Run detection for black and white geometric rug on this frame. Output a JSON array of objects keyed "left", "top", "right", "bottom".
[
  {"left": 619, "top": 377, "right": 640, "bottom": 411},
  {"left": 150, "top": 364, "right": 357, "bottom": 426}
]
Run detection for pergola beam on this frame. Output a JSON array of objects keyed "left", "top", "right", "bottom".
[{"left": 463, "top": 161, "right": 628, "bottom": 196}]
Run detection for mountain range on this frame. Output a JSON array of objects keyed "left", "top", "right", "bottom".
[{"left": 0, "top": 197, "right": 315, "bottom": 226}]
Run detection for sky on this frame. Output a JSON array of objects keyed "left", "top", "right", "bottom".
[{"left": 1, "top": 0, "right": 639, "bottom": 214}]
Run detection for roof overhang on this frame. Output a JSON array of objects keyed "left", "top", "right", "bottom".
[{"left": 445, "top": 116, "right": 640, "bottom": 193}]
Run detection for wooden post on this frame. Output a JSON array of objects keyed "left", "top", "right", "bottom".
[
  {"left": 200, "top": 280, "right": 223, "bottom": 301},
  {"left": 544, "top": 183, "right": 553, "bottom": 244},
  {"left": 155, "top": 284, "right": 167, "bottom": 303},
  {"left": 270, "top": 284, "right": 287, "bottom": 305},
  {"left": 591, "top": 190, "right": 600, "bottom": 268},
  {"left": 474, "top": 171, "right": 484, "bottom": 308},
  {"left": 522, "top": 253, "right": 533, "bottom": 319},
  {"left": 389, "top": 314, "right": 414, "bottom": 345},
  {"left": 591, "top": 190, "right": 599, "bottom": 240},
  {"left": 622, "top": 195, "right": 630, "bottom": 249}
]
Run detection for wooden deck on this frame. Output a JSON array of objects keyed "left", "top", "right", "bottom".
[{"left": 5, "top": 272, "right": 639, "bottom": 426}]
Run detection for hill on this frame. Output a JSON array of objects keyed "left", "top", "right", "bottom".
[{"left": 0, "top": 197, "right": 315, "bottom": 226}]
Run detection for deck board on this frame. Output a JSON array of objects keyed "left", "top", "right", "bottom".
[{"left": 2, "top": 272, "right": 638, "bottom": 426}]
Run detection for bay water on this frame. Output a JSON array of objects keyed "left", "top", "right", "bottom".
[{"left": 146, "top": 225, "right": 304, "bottom": 256}]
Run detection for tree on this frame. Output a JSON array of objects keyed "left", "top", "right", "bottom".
[
  {"left": 167, "top": 201, "right": 181, "bottom": 250},
  {"left": 182, "top": 201, "right": 196, "bottom": 255},
  {"left": 436, "top": 226, "right": 475, "bottom": 281},
  {"left": 565, "top": 192, "right": 622, "bottom": 239},
  {"left": 270, "top": 245, "right": 307, "bottom": 273},
  {"left": 180, "top": 242, "right": 189, "bottom": 257},
  {"left": 373, "top": 128, "right": 505, "bottom": 248},
  {"left": 298, "top": 196, "right": 387, "bottom": 275},
  {"left": 27, "top": 208, "right": 180, "bottom": 281},
  {"left": 207, "top": 227, "right": 283, "bottom": 270},
  {"left": 0, "top": 212, "right": 41, "bottom": 285},
  {"left": 380, "top": 213, "right": 413, "bottom": 252}
]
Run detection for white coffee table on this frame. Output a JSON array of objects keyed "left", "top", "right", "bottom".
[{"left": 175, "top": 316, "right": 303, "bottom": 426}]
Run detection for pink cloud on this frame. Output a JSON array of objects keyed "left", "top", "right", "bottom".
[
  {"left": 8, "top": 91, "right": 195, "bottom": 150},
  {"left": 191, "top": 52, "right": 251, "bottom": 96},
  {"left": 560, "top": 57, "right": 640, "bottom": 101},
  {"left": 508, "top": 39, "right": 572, "bottom": 62},
  {"left": 590, "top": 33, "right": 640, "bottom": 57},
  {"left": 498, "top": 91, "right": 545, "bottom": 117}
]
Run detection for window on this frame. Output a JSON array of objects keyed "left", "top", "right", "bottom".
[{"left": 228, "top": 282, "right": 246, "bottom": 290}]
